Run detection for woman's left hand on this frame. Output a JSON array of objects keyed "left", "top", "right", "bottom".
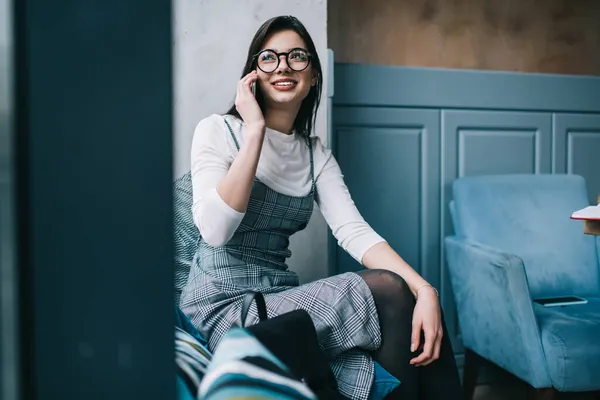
[{"left": 409, "top": 286, "right": 443, "bottom": 367}]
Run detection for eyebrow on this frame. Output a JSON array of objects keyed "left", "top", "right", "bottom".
[{"left": 260, "top": 47, "right": 307, "bottom": 53}]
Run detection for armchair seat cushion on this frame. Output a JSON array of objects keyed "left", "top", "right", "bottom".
[{"left": 534, "top": 298, "right": 600, "bottom": 392}]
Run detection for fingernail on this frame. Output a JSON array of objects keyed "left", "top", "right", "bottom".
[{"left": 410, "top": 343, "right": 415, "bottom": 352}]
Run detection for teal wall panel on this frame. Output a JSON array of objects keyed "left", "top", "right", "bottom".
[
  {"left": 334, "top": 63, "right": 600, "bottom": 113},
  {"left": 553, "top": 113, "right": 600, "bottom": 205},
  {"left": 332, "top": 64, "right": 600, "bottom": 367},
  {"left": 332, "top": 108, "right": 441, "bottom": 288}
]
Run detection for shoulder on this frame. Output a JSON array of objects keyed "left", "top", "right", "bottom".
[
  {"left": 308, "top": 136, "right": 338, "bottom": 179},
  {"left": 194, "top": 114, "right": 230, "bottom": 136},
  {"left": 191, "top": 114, "right": 243, "bottom": 160},
  {"left": 192, "top": 114, "right": 241, "bottom": 146},
  {"left": 308, "top": 135, "right": 331, "bottom": 158}
]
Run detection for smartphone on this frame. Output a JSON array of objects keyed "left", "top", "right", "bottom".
[
  {"left": 252, "top": 81, "right": 257, "bottom": 97},
  {"left": 534, "top": 296, "right": 588, "bottom": 307}
]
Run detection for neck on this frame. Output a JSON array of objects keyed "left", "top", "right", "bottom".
[{"left": 264, "top": 104, "right": 300, "bottom": 134}]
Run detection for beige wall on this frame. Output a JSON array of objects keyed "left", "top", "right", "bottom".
[{"left": 329, "top": 0, "right": 600, "bottom": 76}]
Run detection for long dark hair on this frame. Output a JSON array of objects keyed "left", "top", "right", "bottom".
[{"left": 225, "top": 16, "right": 323, "bottom": 139}]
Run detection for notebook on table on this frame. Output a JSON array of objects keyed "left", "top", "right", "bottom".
[{"left": 571, "top": 203, "right": 600, "bottom": 235}]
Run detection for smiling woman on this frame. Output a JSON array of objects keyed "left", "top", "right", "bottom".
[
  {"left": 225, "top": 18, "right": 322, "bottom": 140},
  {"left": 178, "top": 15, "right": 462, "bottom": 400}
]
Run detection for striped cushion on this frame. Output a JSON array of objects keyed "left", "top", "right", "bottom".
[
  {"left": 173, "top": 172, "right": 199, "bottom": 305},
  {"left": 199, "top": 328, "right": 317, "bottom": 400},
  {"left": 175, "top": 326, "right": 212, "bottom": 395},
  {"left": 175, "top": 306, "right": 212, "bottom": 398}
]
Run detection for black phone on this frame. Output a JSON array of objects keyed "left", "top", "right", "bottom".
[
  {"left": 252, "top": 81, "right": 257, "bottom": 97},
  {"left": 534, "top": 296, "right": 587, "bottom": 307}
]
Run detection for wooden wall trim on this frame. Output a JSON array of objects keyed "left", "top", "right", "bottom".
[
  {"left": 328, "top": 0, "right": 600, "bottom": 76},
  {"left": 333, "top": 63, "right": 600, "bottom": 113}
]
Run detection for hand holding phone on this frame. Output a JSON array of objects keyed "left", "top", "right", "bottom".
[{"left": 234, "top": 71, "right": 265, "bottom": 132}]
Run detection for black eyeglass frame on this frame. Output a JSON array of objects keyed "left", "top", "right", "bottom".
[{"left": 252, "top": 47, "right": 313, "bottom": 73}]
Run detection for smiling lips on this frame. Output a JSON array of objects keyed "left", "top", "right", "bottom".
[{"left": 272, "top": 79, "right": 297, "bottom": 91}]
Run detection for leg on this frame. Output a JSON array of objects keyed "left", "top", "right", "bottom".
[
  {"left": 219, "top": 273, "right": 383, "bottom": 399},
  {"left": 358, "top": 270, "right": 462, "bottom": 400},
  {"left": 462, "top": 349, "right": 480, "bottom": 400},
  {"left": 417, "top": 305, "right": 463, "bottom": 399},
  {"left": 358, "top": 269, "right": 418, "bottom": 400},
  {"left": 534, "top": 388, "right": 555, "bottom": 400}
]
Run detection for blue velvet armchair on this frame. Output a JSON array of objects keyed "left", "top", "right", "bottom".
[{"left": 444, "top": 174, "right": 600, "bottom": 399}]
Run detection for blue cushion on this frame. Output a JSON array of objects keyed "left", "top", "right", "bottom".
[
  {"left": 534, "top": 298, "right": 600, "bottom": 392},
  {"left": 452, "top": 174, "right": 600, "bottom": 299},
  {"left": 176, "top": 375, "right": 196, "bottom": 400},
  {"left": 370, "top": 362, "right": 399, "bottom": 399},
  {"left": 175, "top": 306, "right": 213, "bottom": 398}
]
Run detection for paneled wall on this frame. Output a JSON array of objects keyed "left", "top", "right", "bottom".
[
  {"left": 331, "top": 64, "right": 600, "bottom": 368},
  {"left": 328, "top": 0, "right": 600, "bottom": 75}
]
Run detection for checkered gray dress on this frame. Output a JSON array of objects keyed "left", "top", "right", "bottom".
[{"left": 179, "top": 118, "right": 382, "bottom": 400}]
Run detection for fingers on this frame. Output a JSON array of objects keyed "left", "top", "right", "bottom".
[
  {"left": 410, "top": 329, "right": 435, "bottom": 366},
  {"left": 240, "top": 70, "right": 257, "bottom": 84},
  {"left": 433, "top": 329, "right": 443, "bottom": 363},
  {"left": 410, "top": 319, "right": 421, "bottom": 354},
  {"left": 234, "top": 71, "right": 266, "bottom": 127},
  {"left": 239, "top": 71, "right": 258, "bottom": 92},
  {"left": 420, "top": 330, "right": 443, "bottom": 367},
  {"left": 410, "top": 326, "right": 443, "bottom": 367},
  {"left": 235, "top": 72, "right": 258, "bottom": 108}
]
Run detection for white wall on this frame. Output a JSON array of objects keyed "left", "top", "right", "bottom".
[{"left": 173, "top": 0, "right": 330, "bottom": 283}]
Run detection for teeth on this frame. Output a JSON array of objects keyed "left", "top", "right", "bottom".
[{"left": 274, "top": 82, "right": 294, "bottom": 86}]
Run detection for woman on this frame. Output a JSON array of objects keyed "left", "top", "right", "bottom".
[{"left": 180, "top": 15, "right": 462, "bottom": 400}]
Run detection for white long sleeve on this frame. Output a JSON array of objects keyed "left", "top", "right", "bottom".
[
  {"left": 190, "top": 115, "right": 245, "bottom": 247},
  {"left": 190, "top": 114, "right": 386, "bottom": 260},
  {"left": 313, "top": 149, "right": 387, "bottom": 263}
]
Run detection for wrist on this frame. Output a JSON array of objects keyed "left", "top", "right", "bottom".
[
  {"left": 415, "top": 283, "right": 439, "bottom": 300},
  {"left": 245, "top": 122, "right": 265, "bottom": 136},
  {"left": 242, "top": 127, "right": 265, "bottom": 152}
]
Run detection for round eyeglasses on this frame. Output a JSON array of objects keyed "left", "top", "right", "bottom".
[{"left": 253, "top": 48, "right": 312, "bottom": 73}]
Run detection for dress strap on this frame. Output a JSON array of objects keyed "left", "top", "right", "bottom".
[
  {"left": 307, "top": 137, "right": 316, "bottom": 194},
  {"left": 222, "top": 117, "right": 240, "bottom": 151}
]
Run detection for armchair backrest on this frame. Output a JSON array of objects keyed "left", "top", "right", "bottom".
[{"left": 450, "top": 174, "right": 600, "bottom": 299}]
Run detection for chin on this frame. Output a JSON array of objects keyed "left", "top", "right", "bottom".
[
  {"left": 267, "top": 92, "right": 299, "bottom": 105},
  {"left": 267, "top": 89, "right": 309, "bottom": 106}
]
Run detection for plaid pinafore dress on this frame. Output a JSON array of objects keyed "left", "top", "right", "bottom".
[{"left": 180, "top": 117, "right": 382, "bottom": 400}]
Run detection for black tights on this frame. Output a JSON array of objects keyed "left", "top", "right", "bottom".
[{"left": 358, "top": 270, "right": 463, "bottom": 400}]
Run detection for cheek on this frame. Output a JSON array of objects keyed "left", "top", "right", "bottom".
[
  {"left": 256, "top": 73, "right": 270, "bottom": 88},
  {"left": 299, "top": 72, "right": 314, "bottom": 91},
  {"left": 257, "top": 75, "right": 269, "bottom": 88},
  {"left": 303, "top": 79, "right": 316, "bottom": 99}
]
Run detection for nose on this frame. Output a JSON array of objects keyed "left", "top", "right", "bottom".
[{"left": 275, "top": 54, "right": 291, "bottom": 73}]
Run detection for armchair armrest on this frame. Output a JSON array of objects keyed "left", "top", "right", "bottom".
[{"left": 445, "top": 236, "right": 551, "bottom": 388}]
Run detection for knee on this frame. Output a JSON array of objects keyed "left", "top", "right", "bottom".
[{"left": 361, "top": 269, "right": 415, "bottom": 308}]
